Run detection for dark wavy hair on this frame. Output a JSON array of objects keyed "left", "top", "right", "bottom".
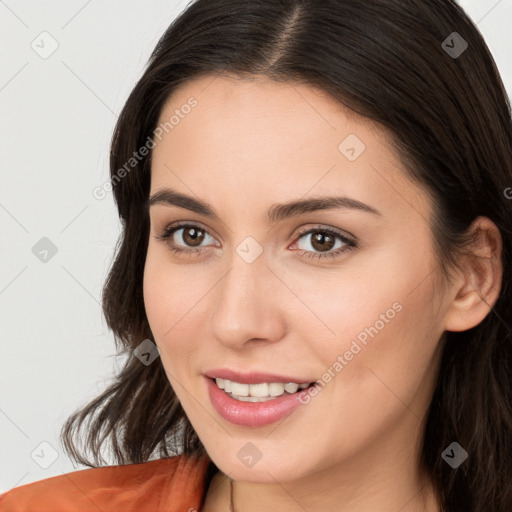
[{"left": 60, "top": 1, "right": 512, "bottom": 510}]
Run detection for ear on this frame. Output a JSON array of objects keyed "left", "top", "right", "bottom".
[{"left": 444, "top": 216, "right": 503, "bottom": 332}]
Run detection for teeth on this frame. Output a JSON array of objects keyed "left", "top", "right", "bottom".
[
  {"left": 249, "top": 383, "right": 269, "bottom": 397},
  {"left": 214, "top": 378, "right": 311, "bottom": 399},
  {"left": 284, "top": 382, "right": 299, "bottom": 393},
  {"left": 230, "top": 381, "right": 249, "bottom": 396},
  {"left": 268, "top": 382, "right": 285, "bottom": 396}
]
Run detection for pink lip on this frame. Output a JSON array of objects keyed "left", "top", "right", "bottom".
[
  {"left": 204, "top": 368, "right": 313, "bottom": 384},
  {"left": 205, "top": 376, "right": 314, "bottom": 427}
]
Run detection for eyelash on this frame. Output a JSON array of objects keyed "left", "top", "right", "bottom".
[{"left": 155, "top": 221, "right": 357, "bottom": 261}]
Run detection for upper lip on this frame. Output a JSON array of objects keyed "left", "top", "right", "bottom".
[{"left": 204, "top": 368, "right": 314, "bottom": 384}]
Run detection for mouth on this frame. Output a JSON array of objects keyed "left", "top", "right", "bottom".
[
  {"left": 212, "top": 377, "right": 316, "bottom": 402},
  {"left": 204, "top": 372, "right": 319, "bottom": 427}
]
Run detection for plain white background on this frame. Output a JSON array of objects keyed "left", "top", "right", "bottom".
[{"left": 1, "top": 0, "right": 511, "bottom": 493}]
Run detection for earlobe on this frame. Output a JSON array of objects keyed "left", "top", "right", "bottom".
[{"left": 443, "top": 217, "right": 503, "bottom": 333}]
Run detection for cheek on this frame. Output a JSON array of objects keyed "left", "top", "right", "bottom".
[
  {"left": 142, "top": 247, "right": 198, "bottom": 360},
  {"left": 143, "top": 240, "right": 205, "bottom": 327},
  {"left": 292, "top": 274, "right": 442, "bottom": 462},
  {"left": 314, "top": 268, "right": 442, "bottom": 430},
  {"left": 279, "top": 261, "right": 406, "bottom": 367},
  {"left": 142, "top": 243, "right": 224, "bottom": 392},
  {"left": 297, "top": 246, "right": 442, "bottom": 399}
]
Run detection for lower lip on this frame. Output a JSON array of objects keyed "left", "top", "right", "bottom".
[{"left": 206, "top": 377, "right": 311, "bottom": 427}]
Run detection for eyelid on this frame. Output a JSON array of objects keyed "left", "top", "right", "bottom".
[
  {"left": 292, "top": 224, "right": 357, "bottom": 244},
  {"left": 157, "top": 220, "right": 221, "bottom": 244}
]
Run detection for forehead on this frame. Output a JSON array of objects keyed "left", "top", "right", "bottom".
[
  {"left": 154, "top": 74, "right": 385, "bottom": 155},
  {"left": 149, "top": 75, "right": 430, "bottom": 223}
]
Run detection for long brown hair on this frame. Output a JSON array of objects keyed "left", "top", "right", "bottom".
[{"left": 60, "top": 1, "right": 512, "bottom": 510}]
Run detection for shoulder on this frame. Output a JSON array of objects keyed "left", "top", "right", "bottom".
[{"left": 0, "top": 453, "right": 210, "bottom": 512}]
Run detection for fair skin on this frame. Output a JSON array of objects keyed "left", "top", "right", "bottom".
[{"left": 143, "top": 74, "right": 502, "bottom": 512}]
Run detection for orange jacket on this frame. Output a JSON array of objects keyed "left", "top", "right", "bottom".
[{"left": 0, "top": 454, "right": 211, "bottom": 512}]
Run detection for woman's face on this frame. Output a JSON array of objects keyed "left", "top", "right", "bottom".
[{"left": 143, "top": 74, "right": 451, "bottom": 484}]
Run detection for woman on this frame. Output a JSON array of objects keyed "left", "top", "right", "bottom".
[{"left": 1, "top": 0, "right": 511, "bottom": 510}]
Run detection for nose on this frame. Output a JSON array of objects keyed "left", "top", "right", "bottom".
[{"left": 209, "top": 252, "right": 287, "bottom": 350}]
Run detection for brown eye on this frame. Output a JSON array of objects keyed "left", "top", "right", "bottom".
[
  {"left": 293, "top": 227, "right": 357, "bottom": 261},
  {"left": 309, "top": 231, "right": 336, "bottom": 252},
  {"left": 156, "top": 222, "right": 219, "bottom": 256},
  {"left": 180, "top": 226, "right": 206, "bottom": 247}
]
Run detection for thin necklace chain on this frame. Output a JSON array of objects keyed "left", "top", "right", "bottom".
[{"left": 229, "top": 477, "right": 235, "bottom": 512}]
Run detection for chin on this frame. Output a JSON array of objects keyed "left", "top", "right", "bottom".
[{"left": 204, "top": 442, "right": 311, "bottom": 483}]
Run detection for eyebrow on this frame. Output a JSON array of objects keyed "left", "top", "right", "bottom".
[{"left": 146, "top": 187, "right": 382, "bottom": 222}]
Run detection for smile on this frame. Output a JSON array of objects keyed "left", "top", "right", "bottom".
[
  {"left": 215, "top": 378, "right": 311, "bottom": 402},
  {"left": 205, "top": 373, "right": 318, "bottom": 427}
]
